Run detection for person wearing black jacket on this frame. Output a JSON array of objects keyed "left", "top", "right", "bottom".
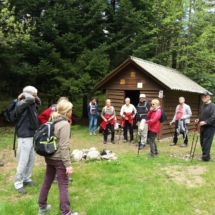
[
  {"left": 195, "top": 91, "right": 215, "bottom": 161},
  {"left": 14, "top": 86, "right": 41, "bottom": 194}
]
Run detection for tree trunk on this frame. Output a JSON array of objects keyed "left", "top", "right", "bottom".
[{"left": 82, "top": 95, "right": 88, "bottom": 119}]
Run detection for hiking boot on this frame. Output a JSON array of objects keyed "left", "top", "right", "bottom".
[
  {"left": 139, "top": 144, "right": 145, "bottom": 149},
  {"left": 0, "top": 162, "right": 4, "bottom": 167},
  {"left": 170, "top": 143, "right": 176, "bottom": 146},
  {"left": 111, "top": 140, "right": 115, "bottom": 144},
  {"left": 180, "top": 143, "right": 188, "bottom": 147},
  {"left": 23, "top": 181, "right": 37, "bottom": 186},
  {"left": 148, "top": 153, "right": 156, "bottom": 158},
  {"left": 123, "top": 140, "right": 127, "bottom": 143},
  {"left": 16, "top": 187, "right": 27, "bottom": 194},
  {"left": 38, "top": 204, "right": 51, "bottom": 215}
]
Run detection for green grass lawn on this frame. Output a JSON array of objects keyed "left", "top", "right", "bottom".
[{"left": 0, "top": 126, "right": 215, "bottom": 215}]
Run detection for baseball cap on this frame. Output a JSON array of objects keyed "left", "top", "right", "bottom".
[
  {"left": 201, "top": 91, "right": 210, "bottom": 96},
  {"left": 139, "top": 94, "right": 146, "bottom": 98}
]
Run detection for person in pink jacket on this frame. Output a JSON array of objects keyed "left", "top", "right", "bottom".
[{"left": 146, "top": 99, "right": 162, "bottom": 157}]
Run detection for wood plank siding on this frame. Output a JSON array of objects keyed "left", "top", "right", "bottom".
[
  {"left": 161, "top": 90, "right": 201, "bottom": 138},
  {"left": 102, "top": 65, "right": 161, "bottom": 91}
]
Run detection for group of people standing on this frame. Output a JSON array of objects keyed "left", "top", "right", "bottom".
[{"left": 88, "top": 92, "right": 215, "bottom": 160}]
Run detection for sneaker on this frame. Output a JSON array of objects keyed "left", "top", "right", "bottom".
[
  {"left": 130, "top": 140, "right": 134, "bottom": 144},
  {"left": 89, "top": 133, "right": 92, "bottom": 136},
  {"left": 0, "top": 162, "right": 4, "bottom": 167},
  {"left": 23, "top": 181, "right": 37, "bottom": 186},
  {"left": 103, "top": 141, "right": 107, "bottom": 144},
  {"left": 16, "top": 187, "right": 27, "bottom": 194},
  {"left": 148, "top": 153, "right": 156, "bottom": 158},
  {"left": 111, "top": 140, "right": 115, "bottom": 144},
  {"left": 38, "top": 204, "right": 51, "bottom": 215},
  {"left": 52, "top": 178, "right": 58, "bottom": 184},
  {"left": 123, "top": 140, "right": 127, "bottom": 143},
  {"left": 180, "top": 143, "right": 188, "bottom": 147},
  {"left": 69, "top": 178, "right": 73, "bottom": 182},
  {"left": 170, "top": 143, "right": 176, "bottom": 146},
  {"left": 93, "top": 133, "right": 97, "bottom": 136}
]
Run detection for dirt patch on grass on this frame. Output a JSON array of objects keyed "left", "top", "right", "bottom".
[{"left": 161, "top": 165, "right": 206, "bottom": 188}]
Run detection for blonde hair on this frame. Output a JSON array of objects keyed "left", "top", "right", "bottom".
[
  {"left": 51, "top": 100, "right": 73, "bottom": 120},
  {"left": 57, "top": 97, "right": 68, "bottom": 103},
  {"left": 151, "top": 99, "right": 160, "bottom": 106}
]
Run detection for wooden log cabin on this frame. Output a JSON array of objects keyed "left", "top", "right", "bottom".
[{"left": 95, "top": 56, "right": 212, "bottom": 139}]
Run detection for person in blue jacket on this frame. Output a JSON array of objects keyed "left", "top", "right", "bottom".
[{"left": 88, "top": 97, "right": 99, "bottom": 135}]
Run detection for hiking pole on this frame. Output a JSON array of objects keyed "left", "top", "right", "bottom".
[
  {"left": 189, "top": 124, "right": 197, "bottom": 158},
  {"left": 137, "top": 136, "right": 141, "bottom": 157},
  {"left": 118, "top": 124, "right": 123, "bottom": 144},
  {"left": 191, "top": 127, "right": 199, "bottom": 163}
]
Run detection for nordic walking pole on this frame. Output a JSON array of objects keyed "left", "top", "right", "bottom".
[
  {"left": 137, "top": 136, "right": 141, "bottom": 156},
  {"left": 189, "top": 124, "right": 197, "bottom": 158},
  {"left": 191, "top": 127, "right": 199, "bottom": 163},
  {"left": 118, "top": 125, "right": 122, "bottom": 144}
]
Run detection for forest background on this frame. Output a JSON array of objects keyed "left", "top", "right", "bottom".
[{"left": 1, "top": 0, "right": 215, "bottom": 118}]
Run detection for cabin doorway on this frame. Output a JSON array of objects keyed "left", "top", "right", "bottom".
[{"left": 124, "top": 90, "right": 140, "bottom": 108}]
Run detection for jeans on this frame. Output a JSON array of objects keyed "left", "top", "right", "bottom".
[
  {"left": 14, "top": 137, "right": 35, "bottom": 189},
  {"left": 123, "top": 120, "right": 134, "bottom": 141},
  {"left": 38, "top": 158, "right": 71, "bottom": 215},
  {"left": 148, "top": 130, "right": 158, "bottom": 155},
  {"left": 89, "top": 115, "right": 98, "bottom": 133}
]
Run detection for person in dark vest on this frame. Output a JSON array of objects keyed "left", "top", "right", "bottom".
[
  {"left": 136, "top": 94, "right": 151, "bottom": 149},
  {"left": 88, "top": 97, "right": 99, "bottom": 135},
  {"left": 195, "top": 91, "right": 215, "bottom": 161},
  {"left": 170, "top": 97, "right": 192, "bottom": 147},
  {"left": 120, "top": 98, "right": 137, "bottom": 143}
]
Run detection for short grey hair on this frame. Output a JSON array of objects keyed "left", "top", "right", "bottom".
[
  {"left": 179, "top": 97, "right": 185, "bottom": 101},
  {"left": 106, "top": 99, "right": 111, "bottom": 103},
  {"left": 23, "top": 86, "right": 38, "bottom": 95}
]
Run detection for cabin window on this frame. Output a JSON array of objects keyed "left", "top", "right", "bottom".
[
  {"left": 120, "top": 79, "right": 125, "bottom": 84},
  {"left": 130, "top": 72, "right": 136, "bottom": 78}
]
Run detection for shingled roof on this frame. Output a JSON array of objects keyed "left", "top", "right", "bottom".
[{"left": 95, "top": 56, "right": 212, "bottom": 95}]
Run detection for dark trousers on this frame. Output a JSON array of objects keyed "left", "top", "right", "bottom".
[
  {"left": 38, "top": 158, "right": 71, "bottom": 215},
  {"left": 104, "top": 123, "right": 115, "bottom": 141},
  {"left": 200, "top": 126, "right": 215, "bottom": 161},
  {"left": 173, "top": 120, "right": 188, "bottom": 144},
  {"left": 148, "top": 131, "right": 158, "bottom": 154},
  {"left": 123, "top": 120, "right": 134, "bottom": 141}
]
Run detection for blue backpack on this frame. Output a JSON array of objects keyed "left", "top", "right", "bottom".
[{"left": 159, "top": 109, "right": 166, "bottom": 123}]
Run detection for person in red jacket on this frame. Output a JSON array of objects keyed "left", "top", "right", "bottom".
[
  {"left": 146, "top": 99, "right": 162, "bottom": 158},
  {"left": 38, "top": 97, "right": 71, "bottom": 124}
]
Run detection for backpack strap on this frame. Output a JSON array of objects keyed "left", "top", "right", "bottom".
[{"left": 13, "top": 124, "right": 17, "bottom": 157}]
